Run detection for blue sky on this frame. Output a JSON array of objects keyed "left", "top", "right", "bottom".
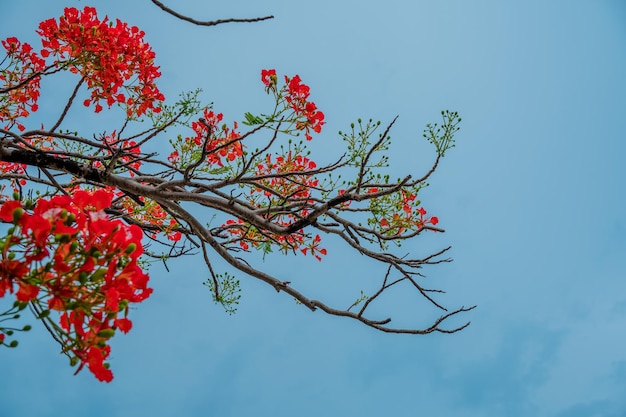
[{"left": 1, "top": 1, "right": 625, "bottom": 416}]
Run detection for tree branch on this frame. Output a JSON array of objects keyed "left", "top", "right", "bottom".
[{"left": 150, "top": 0, "right": 274, "bottom": 27}]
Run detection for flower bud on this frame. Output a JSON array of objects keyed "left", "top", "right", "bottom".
[
  {"left": 124, "top": 243, "right": 137, "bottom": 254},
  {"left": 55, "top": 234, "right": 71, "bottom": 243},
  {"left": 12, "top": 207, "right": 23, "bottom": 224},
  {"left": 96, "top": 328, "right": 116, "bottom": 338},
  {"left": 12, "top": 301, "right": 27, "bottom": 310},
  {"left": 91, "top": 268, "right": 106, "bottom": 282}
]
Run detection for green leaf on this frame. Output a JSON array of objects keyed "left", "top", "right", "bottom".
[{"left": 242, "top": 112, "right": 264, "bottom": 126}]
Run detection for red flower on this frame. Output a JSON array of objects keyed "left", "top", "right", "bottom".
[
  {"left": 47, "top": 296, "right": 65, "bottom": 311},
  {"left": 0, "top": 200, "right": 22, "bottom": 222},
  {"left": 72, "top": 188, "right": 113, "bottom": 212},
  {"left": 85, "top": 346, "right": 113, "bottom": 383},
  {"left": 282, "top": 74, "right": 325, "bottom": 140},
  {"left": 0, "top": 259, "right": 29, "bottom": 296},
  {"left": 168, "top": 230, "right": 182, "bottom": 242},
  {"left": 114, "top": 317, "right": 132, "bottom": 334},
  {"left": 104, "top": 287, "right": 120, "bottom": 312},
  {"left": 16, "top": 281, "right": 39, "bottom": 302},
  {"left": 261, "top": 69, "right": 277, "bottom": 87},
  {"left": 21, "top": 214, "right": 52, "bottom": 248}
]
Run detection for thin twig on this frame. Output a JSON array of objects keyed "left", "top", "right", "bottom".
[{"left": 151, "top": 0, "right": 274, "bottom": 27}]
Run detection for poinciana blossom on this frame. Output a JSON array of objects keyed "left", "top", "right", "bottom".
[
  {"left": 1, "top": 6, "right": 164, "bottom": 129},
  {"left": 283, "top": 74, "right": 325, "bottom": 140},
  {"left": 260, "top": 69, "right": 325, "bottom": 139},
  {"left": 0, "top": 189, "right": 151, "bottom": 382},
  {"left": 0, "top": 6, "right": 165, "bottom": 183},
  {"left": 0, "top": 37, "right": 46, "bottom": 131},
  {"left": 261, "top": 68, "right": 277, "bottom": 92},
  {"left": 37, "top": 6, "right": 164, "bottom": 116}
]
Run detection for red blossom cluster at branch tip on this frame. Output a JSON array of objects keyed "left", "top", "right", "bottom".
[
  {"left": 283, "top": 74, "right": 325, "bottom": 141},
  {"left": 0, "top": 189, "right": 152, "bottom": 382},
  {"left": 0, "top": 38, "right": 46, "bottom": 131},
  {"left": 37, "top": 6, "right": 164, "bottom": 116},
  {"left": 261, "top": 68, "right": 277, "bottom": 91},
  {"left": 168, "top": 109, "right": 242, "bottom": 168},
  {"left": 261, "top": 69, "right": 325, "bottom": 141},
  {"left": 1, "top": 6, "right": 164, "bottom": 128}
]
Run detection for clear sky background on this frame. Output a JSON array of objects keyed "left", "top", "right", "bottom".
[{"left": 1, "top": 1, "right": 625, "bottom": 416}]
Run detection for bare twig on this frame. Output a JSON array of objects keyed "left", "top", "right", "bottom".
[{"left": 150, "top": 0, "right": 274, "bottom": 27}]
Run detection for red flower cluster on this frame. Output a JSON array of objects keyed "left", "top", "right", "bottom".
[
  {"left": 194, "top": 110, "right": 242, "bottom": 166},
  {"left": 168, "top": 109, "right": 242, "bottom": 168},
  {"left": 1, "top": 6, "right": 164, "bottom": 124},
  {"left": 378, "top": 190, "right": 439, "bottom": 235},
  {"left": 254, "top": 152, "right": 319, "bottom": 200},
  {"left": 300, "top": 234, "right": 328, "bottom": 261},
  {"left": 222, "top": 151, "right": 326, "bottom": 260},
  {"left": 83, "top": 131, "right": 144, "bottom": 177},
  {"left": 283, "top": 75, "right": 325, "bottom": 140},
  {"left": 119, "top": 194, "right": 181, "bottom": 242},
  {"left": 0, "top": 37, "right": 47, "bottom": 131},
  {"left": 0, "top": 189, "right": 151, "bottom": 382},
  {"left": 261, "top": 69, "right": 325, "bottom": 141},
  {"left": 36, "top": 6, "right": 164, "bottom": 116},
  {"left": 223, "top": 217, "right": 326, "bottom": 261},
  {"left": 418, "top": 207, "right": 439, "bottom": 226}
]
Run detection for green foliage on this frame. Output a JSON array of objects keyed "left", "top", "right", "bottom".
[
  {"left": 339, "top": 118, "right": 389, "bottom": 174},
  {"left": 423, "top": 110, "right": 462, "bottom": 157},
  {"left": 242, "top": 112, "right": 264, "bottom": 126},
  {"left": 203, "top": 272, "right": 241, "bottom": 314},
  {"left": 347, "top": 290, "right": 369, "bottom": 311},
  {"left": 149, "top": 89, "right": 205, "bottom": 130}
]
